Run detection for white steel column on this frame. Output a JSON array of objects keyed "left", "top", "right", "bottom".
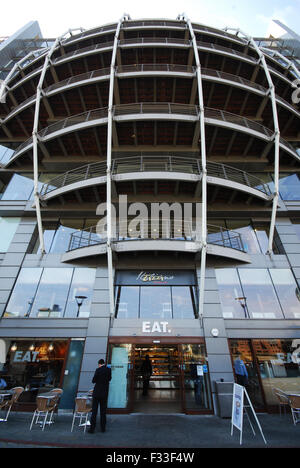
[
  {"left": 0, "top": 49, "right": 48, "bottom": 104},
  {"left": 225, "top": 27, "right": 281, "bottom": 255},
  {"left": 32, "top": 28, "right": 85, "bottom": 254},
  {"left": 106, "top": 14, "right": 130, "bottom": 317},
  {"left": 179, "top": 13, "right": 208, "bottom": 325}
]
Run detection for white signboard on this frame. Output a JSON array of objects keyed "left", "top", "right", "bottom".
[
  {"left": 231, "top": 383, "right": 267, "bottom": 445},
  {"left": 231, "top": 383, "right": 244, "bottom": 432}
]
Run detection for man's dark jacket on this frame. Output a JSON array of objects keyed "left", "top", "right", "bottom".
[{"left": 92, "top": 365, "right": 112, "bottom": 399}]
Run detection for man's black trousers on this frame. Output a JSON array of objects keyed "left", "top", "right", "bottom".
[{"left": 90, "top": 396, "right": 107, "bottom": 431}]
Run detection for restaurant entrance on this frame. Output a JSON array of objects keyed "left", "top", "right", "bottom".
[
  {"left": 107, "top": 338, "right": 213, "bottom": 414},
  {"left": 134, "top": 344, "right": 181, "bottom": 413}
]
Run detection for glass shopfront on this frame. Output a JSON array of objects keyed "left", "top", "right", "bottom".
[
  {"left": 0, "top": 339, "right": 84, "bottom": 410},
  {"left": 115, "top": 270, "right": 198, "bottom": 320},
  {"left": 229, "top": 339, "right": 300, "bottom": 412},
  {"left": 107, "top": 339, "right": 212, "bottom": 414}
]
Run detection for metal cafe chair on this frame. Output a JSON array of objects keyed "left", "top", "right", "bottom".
[
  {"left": 0, "top": 387, "right": 24, "bottom": 422},
  {"left": 288, "top": 395, "right": 300, "bottom": 425},
  {"left": 29, "top": 394, "right": 59, "bottom": 431},
  {"left": 272, "top": 387, "right": 289, "bottom": 416},
  {"left": 71, "top": 397, "right": 92, "bottom": 433}
]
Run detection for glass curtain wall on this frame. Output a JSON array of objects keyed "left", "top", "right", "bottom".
[
  {"left": 115, "top": 286, "right": 198, "bottom": 319},
  {"left": 32, "top": 218, "right": 100, "bottom": 253},
  {"left": 4, "top": 267, "right": 96, "bottom": 318},
  {"left": 216, "top": 268, "right": 300, "bottom": 319},
  {"left": 208, "top": 219, "right": 280, "bottom": 254}
]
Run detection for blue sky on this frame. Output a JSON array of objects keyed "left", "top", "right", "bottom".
[{"left": 1, "top": 0, "right": 300, "bottom": 38}]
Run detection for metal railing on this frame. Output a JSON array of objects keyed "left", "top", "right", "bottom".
[
  {"left": 5, "top": 63, "right": 300, "bottom": 130},
  {"left": 40, "top": 155, "right": 272, "bottom": 197},
  {"left": 8, "top": 103, "right": 297, "bottom": 163},
  {"left": 67, "top": 219, "right": 245, "bottom": 253}
]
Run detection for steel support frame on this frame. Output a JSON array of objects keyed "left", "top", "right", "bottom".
[
  {"left": 225, "top": 27, "right": 281, "bottom": 255},
  {"left": 32, "top": 28, "right": 85, "bottom": 254},
  {"left": 106, "top": 14, "right": 131, "bottom": 317},
  {"left": 0, "top": 49, "right": 48, "bottom": 105},
  {"left": 179, "top": 13, "right": 208, "bottom": 326}
]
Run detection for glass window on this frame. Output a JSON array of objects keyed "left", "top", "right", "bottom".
[
  {"left": 229, "top": 339, "right": 265, "bottom": 410},
  {"left": 278, "top": 173, "right": 300, "bottom": 201},
  {"left": 30, "top": 268, "right": 73, "bottom": 317},
  {"left": 0, "top": 340, "right": 68, "bottom": 404},
  {"left": 226, "top": 220, "right": 260, "bottom": 254},
  {"left": 238, "top": 269, "right": 283, "bottom": 319},
  {"left": 181, "top": 343, "right": 212, "bottom": 411},
  {"left": 116, "top": 286, "right": 140, "bottom": 319},
  {"left": 253, "top": 339, "right": 300, "bottom": 407},
  {"left": 2, "top": 174, "right": 34, "bottom": 200},
  {"left": 32, "top": 221, "right": 59, "bottom": 254},
  {"left": 0, "top": 146, "right": 14, "bottom": 165},
  {"left": 64, "top": 268, "right": 96, "bottom": 318},
  {"left": 50, "top": 219, "right": 85, "bottom": 253},
  {"left": 140, "top": 286, "right": 172, "bottom": 319},
  {"left": 269, "top": 269, "right": 300, "bottom": 319},
  {"left": 172, "top": 286, "right": 197, "bottom": 319},
  {"left": 215, "top": 269, "right": 246, "bottom": 318},
  {"left": 4, "top": 268, "right": 43, "bottom": 318},
  {"left": 0, "top": 217, "right": 20, "bottom": 252}
]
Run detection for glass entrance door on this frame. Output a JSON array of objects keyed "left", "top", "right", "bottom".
[
  {"left": 133, "top": 345, "right": 182, "bottom": 413},
  {"left": 180, "top": 343, "right": 213, "bottom": 412}
]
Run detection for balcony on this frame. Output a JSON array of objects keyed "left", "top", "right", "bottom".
[
  {"left": 39, "top": 156, "right": 272, "bottom": 205},
  {"left": 61, "top": 219, "right": 251, "bottom": 263},
  {"left": 5, "top": 103, "right": 299, "bottom": 168}
]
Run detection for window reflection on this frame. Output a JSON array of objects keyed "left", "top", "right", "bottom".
[
  {"left": 1, "top": 174, "right": 34, "bottom": 201},
  {"left": 4, "top": 267, "right": 96, "bottom": 318},
  {"left": 172, "top": 286, "right": 197, "bottom": 319},
  {"left": 140, "top": 286, "right": 172, "bottom": 319},
  {"left": 31, "top": 268, "right": 74, "bottom": 317},
  {"left": 238, "top": 269, "right": 283, "bottom": 319},
  {"left": 215, "top": 269, "right": 245, "bottom": 318},
  {"left": 278, "top": 173, "right": 300, "bottom": 201},
  {"left": 33, "top": 218, "right": 98, "bottom": 253},
  {"left": 64, "top": 268, "right": 96, "bottom": 318},
  {"left": 216, "top": 268, "right": 298, "bottom": 319},
  {"left": 226, "top": 220, "right": 260, "bottom": 254},
  {"left": 4, "top": 268, "right": 43, "bottom": 318},
  {"left": 269, "top": 269, "right": 300, "bottom": 319},
  {"left": 116, "top": 286, "right": 140, "bottom": 319},
  {"left": 115, "top": 285, "right": 197, "bottom": 319},
  {"left": 50, "top": 219, "right": 84, "bottom": 253},
  {"left": 253, "top": 339, "right": 300, "bottom": 407}
]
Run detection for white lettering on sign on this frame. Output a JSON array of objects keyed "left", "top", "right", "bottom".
[
  {"left": 142, "top": 321, "right": 171, "bottom": 333},
  {"left": 13, "top": 351, "right": 39, "bottom": 363}
]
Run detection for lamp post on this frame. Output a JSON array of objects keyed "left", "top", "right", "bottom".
[
  {"left": 235, "top": 296, "right": 250, "bottom": 319},
  {"left": 75, "top": 296, "right": 87, "bottom": 317}
]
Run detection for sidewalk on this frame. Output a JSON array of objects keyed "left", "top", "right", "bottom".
[{"left": 0, "top": 412, "right": 299, "bottom": 448}]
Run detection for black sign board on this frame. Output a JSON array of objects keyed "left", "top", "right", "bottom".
[{"left": 115, "top": 270, "right": 196, "bottom": 286}]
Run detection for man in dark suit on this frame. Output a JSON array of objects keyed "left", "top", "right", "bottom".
[{"left": 88, "top": 359, "right": 112, "bottom": 433}]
